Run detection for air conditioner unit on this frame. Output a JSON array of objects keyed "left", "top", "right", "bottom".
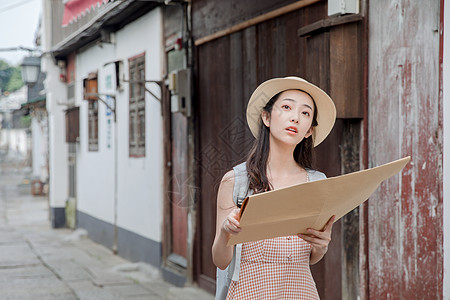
[
  {"left": 57, "top": 82, "right": 76, "bottom": 107},
  {"left": 67, "top": 82, "right": 75, "bottom": 106},
  {"left": 328, "top": 0, "right": 359, "bottom": 16}
]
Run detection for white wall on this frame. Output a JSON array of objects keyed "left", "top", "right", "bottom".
[
  {"left": 115, "top": 6, "right": 163, "bottom": 243},
  {"left": 0, "top": 129, "right": 28, "bottom": 159},
  {"left": 40, "top": 0, "right": 68, "bottom": 211},
  {"left": 77, "top": 7, "right": 163, "bottom": 242},
  {"left": 443, "top": 0, "right": 450, "bottom": 297},
  {"left": 31, "top": 117, "right": 47, "bottom": 179},
  {"left": 76, "top": 44, "right": 116, "bottom": 225},
  {"left": 43, "top": 60, "right": 69, "bottom": 209}
]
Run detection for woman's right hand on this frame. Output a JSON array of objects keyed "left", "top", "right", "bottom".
[
  {"left": 222, "top": 208, "right": 242, "bottom": 235},
  {"left": 212, "top": 170, "right": 239, "bottom": 269}
]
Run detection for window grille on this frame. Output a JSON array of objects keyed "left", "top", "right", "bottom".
[
  {"left": 128, "top": 54, "right": 146, "bottom": 157},
  {"left": 84, "top": 73, "right": 99, "bottom": 151}
]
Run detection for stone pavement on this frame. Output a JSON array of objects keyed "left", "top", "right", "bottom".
[{"left": 0, "top": 166, "right": 214, "bottom": 300}]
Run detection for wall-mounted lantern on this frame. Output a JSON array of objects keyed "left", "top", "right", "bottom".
[{"left": 20, "top": 56, "right": 41, "bottom": 86}]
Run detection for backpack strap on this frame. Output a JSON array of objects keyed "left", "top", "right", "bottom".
[
  {"left": 229, "top": 162, "right": 251, "bottom": 282},
  {"left": 306, "top": 169, "right": 327, "bottom": 182},
  {"left": 232, "top": 162, "right": 251, "bottom": 207},
  {"left": 215, "top": 163, "right": 251, "bottom": 299}
]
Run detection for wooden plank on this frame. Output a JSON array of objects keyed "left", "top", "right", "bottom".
[
  {"left": 228, "top": 31, "right": 253, "bottom": 164},
  {"left": 162, "top": 83, "right": 173, "bottom": 268},
  {"left": 163, "top": 4, "right": 183, "bottom": 41},
  {"left": 359, "top": 1, "right": 369, "bottom": 299},
  {"left": 195, "top": 36, "right": 233, "bottom": 292},
  {"left": 340, "top": 119, "right": 361, "bottom": 300},
  {"left": 312, "top": 119, "right": 343, "bottom": 300},
  {"left": 367, "top": 0, "right": 442, "bottom": 298},
  {"left": 273, "top": 17, "right": 287, "bottom": 77},
  {"left": 330, "top": 22, "right": 363, "bottom": 118},
  {"left": 242, "top": 26, "right": 258, "bottom": 103},
  {"left": 305, "top": 28, "right": 344, "bottom": 300},
  {"left": 257, "top": 20, "right": 272, "bottom": 83},
  {"left": 284, "top": 9, "right": 303, "bottom": 75},
  {"left": 305, "top": 31, "right": 330, "bottom": 96},
  {"left": 229, "top": 30, "right": 244, "bottom": 133},
  {"left": 171, "top": 112, "right": 188, "bottom": 259},
  {"left": 297, "top": 14, "right": 363, "bottom": 37}
]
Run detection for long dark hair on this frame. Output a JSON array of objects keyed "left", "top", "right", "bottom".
[{"left": 246, "top": 90, "right": 318, "bottom": 194}]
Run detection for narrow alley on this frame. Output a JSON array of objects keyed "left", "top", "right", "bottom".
[{"left": 0, "top": 162, "right": 213, "bottom": 300}]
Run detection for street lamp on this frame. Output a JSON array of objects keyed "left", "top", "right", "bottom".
[{"left": 20, "top": 56, "right": 41, "bottom": 86}]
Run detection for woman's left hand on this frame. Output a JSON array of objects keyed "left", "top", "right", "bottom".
[{"left": 298, "top": 215, "right": 336, "bottom": 265}]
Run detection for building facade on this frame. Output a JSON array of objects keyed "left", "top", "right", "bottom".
[
  {"left": 38, "top": 0, "right": 449, "bottom": 298},
  {"left": 41, "top": 0, "right": 165, "bottom": 267}
]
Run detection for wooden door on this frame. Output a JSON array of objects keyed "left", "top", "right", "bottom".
[
  {"left": 162, "top": 83, "right": 190, "bottom": 276},
  {"left": 193, "top": 2, "right": 364, "bottom": 298},
  {"left": 162, "top": 78, "right": 190, "bottom": 278},
  {"left": 169, "top": 112, "right": 189, "bottom": 265},
  {"left": 194, "top": 32, "right": 257, "bottom": 292}
]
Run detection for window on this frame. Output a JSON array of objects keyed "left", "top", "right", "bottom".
[
  {"left": 65, "top": 107, "right": 79, "bottom": 143},
  {"left": 84, "top": 73, "right": 99, "bottom": 151},
  {"left": 88, "top": 100, "right": 98, "bottom": 151},
  {"left": 128, "top": 53, "right": 146, "bottom": 157}
]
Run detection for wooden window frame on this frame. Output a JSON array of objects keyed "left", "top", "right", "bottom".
[
  {"left": 88, "top": 100, "right": 99, "bottom": 151},
  {"left": 128, "top": 53, "right": 146, "bottom": 157},
  {"left": 65, "top": 106, "right": 79, "bottom": 143},
  {"left": 84, "top": 73, "right": 99, "bottom": 151}
]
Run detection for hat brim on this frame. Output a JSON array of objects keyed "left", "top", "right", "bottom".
[{"left": 246, "top": 77, "right": 336, "bottom": 147}]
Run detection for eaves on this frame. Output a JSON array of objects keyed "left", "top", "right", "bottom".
[
  {"left": 22, "top": 97, "right": 46, "bottom": 109},
  {"left": 51, "top": 0, "right": 162, "bottom": 60}
]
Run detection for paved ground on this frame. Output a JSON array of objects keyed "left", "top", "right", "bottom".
[{"left": 0, "top": 165, "right": 214, "bottom": 300}]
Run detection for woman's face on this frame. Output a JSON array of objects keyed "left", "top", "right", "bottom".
[{"left": 262, "top": 89, "right": 315, "bottom": 147}]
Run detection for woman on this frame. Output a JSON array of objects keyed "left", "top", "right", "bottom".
[{"left": 212, "top": 77, "right": 337, "bottom": 299}]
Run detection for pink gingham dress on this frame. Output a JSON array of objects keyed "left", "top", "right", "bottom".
[{"left": 226, "top": 235, "right": 319, "bottom": 299}]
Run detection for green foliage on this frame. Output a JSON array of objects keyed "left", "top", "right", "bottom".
[
  {"left": 20, "top": 115, "right": 31, "bottom": 127},
  {"left": 7, "top": 67, "right": 23, "bottom": 91},
  {"left": 0, "top": 59, "right": 24, "bottom": 95}
]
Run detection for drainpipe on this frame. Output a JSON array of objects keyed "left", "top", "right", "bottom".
[{"left": 113, "top": 104, "right": 118, "bottom": 254}]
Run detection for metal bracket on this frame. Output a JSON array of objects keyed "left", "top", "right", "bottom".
[
  {"left": 123, "top": 79, "right": 163, "bottom": 102},
  {"left": 84, "top": 93, "right": 117, "bottom": 121}
]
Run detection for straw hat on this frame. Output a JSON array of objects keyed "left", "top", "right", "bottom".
[{"left": 246, "top": 76, "right": 336, "bottom": 147}]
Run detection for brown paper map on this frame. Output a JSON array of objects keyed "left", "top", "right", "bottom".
[{"left": 228, "top": 156, "right": 411, "bottom": 246}]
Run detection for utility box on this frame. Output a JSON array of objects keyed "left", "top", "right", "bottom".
[
  {"left": 328, "top": 0, "right": 359, "bottom": 16},
  {"left": 169, "top": 68, "right": 191, "bottom": 116}
]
